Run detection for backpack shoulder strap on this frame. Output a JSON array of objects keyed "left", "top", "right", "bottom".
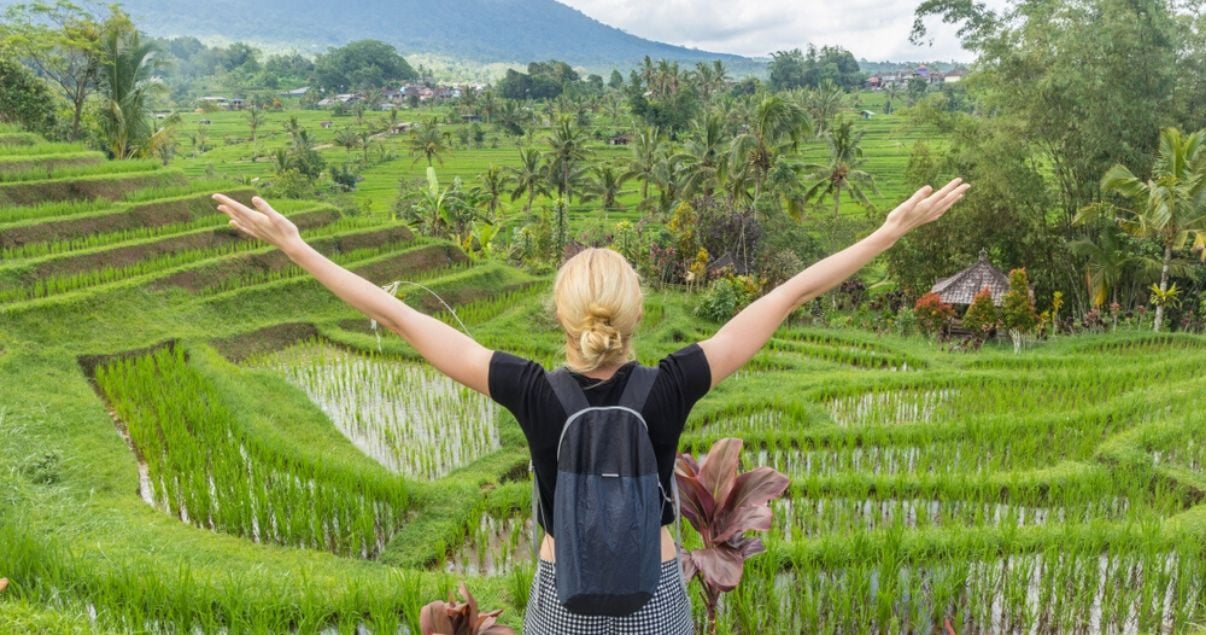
[
  {"left": 618, "top": 365, "right": 657, "bottom": 412},
  {"left": 547, "top": 368, "right": 590, "bottom": 415}
]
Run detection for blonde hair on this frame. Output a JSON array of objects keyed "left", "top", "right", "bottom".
[{"left": 553, "top": 248, "right": 643, "bottom": 373}]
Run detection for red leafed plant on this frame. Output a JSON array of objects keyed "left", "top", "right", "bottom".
[
  {"left": 676, "top": 438, "right": 790, "bottom": 634},
  {"left": 0, "top": 577, "right": 7, "bottom": 593},
  {"left": 419, "top": 582, "right": 515, "bottom": 635}
]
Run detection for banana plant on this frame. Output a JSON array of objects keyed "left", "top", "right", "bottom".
[
  {"left": 675, "top": 438, "right": 790, "bottom": 634},
  {"left": 420, "top": 582, "right": 514, "bottom": 635}
]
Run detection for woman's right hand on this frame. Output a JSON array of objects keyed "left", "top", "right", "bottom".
[
  {"left": 879, "top": 178, "right": 969, "bottom": 242},
  {"left": 213, "top": 193, "right": 305, "bottom": 255}
]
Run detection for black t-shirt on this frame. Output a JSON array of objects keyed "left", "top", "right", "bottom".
[{"left": 488, "top": 344, "right": 712, "bottom": 536}]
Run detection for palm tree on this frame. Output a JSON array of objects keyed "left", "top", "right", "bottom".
[
  {"left": 409, "top": 118, "right": 448, "bottom": 167},
  {"left": 583, "top": 164, "right": 631, "bottom": 221},
  {"left": 246, "top": 107, "right": 266, "bottom": 161},
  {"left": 1079, "top": 127, "right": 1206, "bottom": 331},
  {"left": 729, "top": 95, "right": 810, "bottom": 202},
  {"left": 97, "top": 13, "right": 166, "bottom": 159},
  {"left": 627, "top": 127, "right": 663, "bottom": 209},
  {"left": 507, "top": 147, "right": 548, "bottom": 213},
  {"left": 677, "top": 112, "right": 730, "bottom": 199},
  {"left": 805, "top": 81, "right": 847, "bottom": 136},
  {"left": 1068, "top": 224, "right": 1147, "bottom": 308},
  {"left": 334, "top": 128, "right": 360, "bottom": 156},
  {"left": 883, "top": 84, "right": 900, "bottom": 115},
  {"left": 472, "top": 165, "right": 512, "bottom": 221},
  {"left": 803, "top": 119, "right": 878, "bottom": 217},
  {"left": 545, "top": 119, "right": 592, "bottom": 253}
]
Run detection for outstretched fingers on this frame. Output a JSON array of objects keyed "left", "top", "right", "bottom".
[{"left": 929, "top": 182, "right": 970, "bottom": 218}]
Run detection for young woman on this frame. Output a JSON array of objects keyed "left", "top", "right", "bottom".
[{"left": 213, "top": 177, "right": 968, "bottom": 633}]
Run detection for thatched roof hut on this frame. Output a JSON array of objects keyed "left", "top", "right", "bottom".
[{"left": 931, "top": 249, "right": 1010, "bottom": 306}]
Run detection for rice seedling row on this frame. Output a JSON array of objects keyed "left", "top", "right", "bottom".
[
  {"left": 0, "top": 158, "right": 162, "bottom": 184},
  {"left": 0, "top": 208, "right": 351, "bottom": 303},
  {"left": 245, "top": 339, "right": 500, "bottom": 480},
  {"left": 717, "top": 542, "right": 1202, "bottom": 634},
  {"left": 93, "top": 344, "right": 412, "bottom": 559}
]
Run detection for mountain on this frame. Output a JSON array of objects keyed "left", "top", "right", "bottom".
[{"left": 29, "top": 0, "right": 751, "bottom": 70}]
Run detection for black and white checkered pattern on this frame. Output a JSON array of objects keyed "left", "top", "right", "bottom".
[{"left": 524, "top": 558, "right": 695, "bottom": 634}]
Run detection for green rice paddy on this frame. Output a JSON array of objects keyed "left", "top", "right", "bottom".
[{"left": 0, "top": 120, "right": 1201, "bottom": 633}]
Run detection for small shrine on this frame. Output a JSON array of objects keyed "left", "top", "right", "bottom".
[{"left": 930, "top": 248, "right": 1010, "bottom": 306}]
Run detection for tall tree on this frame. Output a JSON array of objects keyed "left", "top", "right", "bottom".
[
  {"left": 545, "top": 119, "right": 591, "bottom": 254},
  {"left": 409, "top": 118, "right": 448, "bottom": 167},
  {"left": 803, "top": 119, "right": 878, "bottom": 217},
  {"left": 506, "top": 147, "right": 548, "bottom": 213},
  {"left": 1, "top": 0, "right": 103, "bottom": 139},
  {"left": 729, "top": 95, "right": 810, "bottom": 202},
  {"left": 97, "top": 9, "right": 167, "bottom": 159},
  {"left": 627, "top": 126, "right": 664, "bottom": 209},
  {"left": 314, "top": 40, "right": 415, "bottom": 92},
  {"left": 1078, "top": 127, "right": 1206, "bottom": 331},
  {"left": 471, "top": 164, "right": 512, "bottom": 220},
  {"left": 0, "top": 57, "right": 57, "bottom": 134}
]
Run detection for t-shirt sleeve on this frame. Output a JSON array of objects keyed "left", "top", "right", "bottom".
[
  {"left": 650, "top": 342, "right": 712, "bottom": 435},
  {"left": 487, "top": 350, "right": 550, "bottom": 443}
]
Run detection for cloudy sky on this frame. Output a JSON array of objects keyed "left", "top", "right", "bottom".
[{"left": 557, "top": 0, "right": 1012, "bottom": 62}]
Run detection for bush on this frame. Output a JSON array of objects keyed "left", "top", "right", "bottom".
[
  {"left": 1001, "top": 268, "right": 1038, "bottom": 352},
  {"left": 0, "top": 58, "right": 58, "bottom": 136},
  {"left": 962, "top": 286, "right": 999, "bottom": 343},
  {"left": 695, "top": 275, "right": 756, "bottom": 322},
  {"left": 913, "top": 292, "right": 954, "bottom": 337}
]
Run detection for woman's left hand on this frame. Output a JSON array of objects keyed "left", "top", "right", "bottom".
[{"left": 212, "top": 194, "right": 304, "bottom": 254}]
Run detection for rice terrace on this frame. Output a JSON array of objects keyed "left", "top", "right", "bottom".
[{"left": 0, "top": 0, "right": 1204, "bottom": 633}]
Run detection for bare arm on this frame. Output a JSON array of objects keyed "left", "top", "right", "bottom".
[
  {"left": 212, "top": 194, "right": 492, "bottom": 395},
  {"left": 698, "top": 179, "right": 969, "bottom": 388}
]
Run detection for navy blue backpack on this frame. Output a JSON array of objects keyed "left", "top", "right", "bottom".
[{"left": 530, "top": 365, "right": 679, "bottom": 616}]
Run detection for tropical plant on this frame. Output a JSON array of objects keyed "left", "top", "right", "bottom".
[
  {"left": 1000, "top": 268, "right": 1039, "bottom": 353},
  {"left": 583, "top": 163, "right": 630, "bottom": 219},
  {"left": 96, "top": 10, "right": 167, "bottom": 159},
  {"left": 1149, "top": 282, "right": 1181, "bottom": 312},
  {"left": 246, "top": 107, "right": 265, "bottom": 160},
  {"left": 398, "top": 167, "right": 476, "bottom": 239},
  {"left": 803, "top": 80, "right": 847, "bottom": 136},
  {"left": 410, "top": 118, "right": 449, "bottom": 167},
  {"left": 419, "top": 582, "right": 514, "bottom": 635},
  {"left": 545, "top": 118, "right": 591, "bottom": 254},
  {"left": 729, "top": 95, "right": 810, "bottom": 203},
  {"left": 675, "top": 437, "right": 790, "bottom": 635},
  {"left": 803, "top": 119, "right": 878, "bottom": 217},
  {"left": 628, "top": 126, "right": 664, "bottom": 208},
  {"left": 1067, "top": 224, "right": 1147, "bottom": 308},
  {"left": 334, "top": 127, "right": 361, "bottom": 155},
  {"left": 471, "top": 165, "right": 511, "bottom": 220},
  {"left": 1078, "top": 127, "right": 1206, "bottom": 331},
  {"left": 506, "top": 147, "right": 547, "bottom": 213}
]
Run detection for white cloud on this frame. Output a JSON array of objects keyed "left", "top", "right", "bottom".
[{"left": 558, "top": 0, "right": 1011, "bottom": 61}]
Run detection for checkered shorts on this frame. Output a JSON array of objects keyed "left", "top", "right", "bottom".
[{"left": 523, "top": 558, "right": 695, "bottom": 634}]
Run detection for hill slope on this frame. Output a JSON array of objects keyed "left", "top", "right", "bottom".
[{"left": 24, "top": 0, "right": 749, "bottom": 68}]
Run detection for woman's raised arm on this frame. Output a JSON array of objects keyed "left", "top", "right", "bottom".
[
  {"left": 212, "top": 194, "right": 492, "bottom": 395},
  {"left": 698, "top": 178, "right": 969, "bottom": 389}
]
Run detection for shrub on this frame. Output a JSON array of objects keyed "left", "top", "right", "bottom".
[
  {"left": 696, "top": 275, "right": 756, "bottom": 322},
  {"left": 913, "top": 292, "right": 954, "bottom": 338},
  {"left": 962, "top": 286, "right": 999, "bottom": 345},
  {"left": 1001, "top": 268, "right": 1038, "bottom": 353}
]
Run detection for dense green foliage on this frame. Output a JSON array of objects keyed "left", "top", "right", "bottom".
[
  {"left": 314, "top": 39, "right": 417, "bottom": 92},
  {"left": 0, "top": 57, "right": 56, "bottom": 134}
]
